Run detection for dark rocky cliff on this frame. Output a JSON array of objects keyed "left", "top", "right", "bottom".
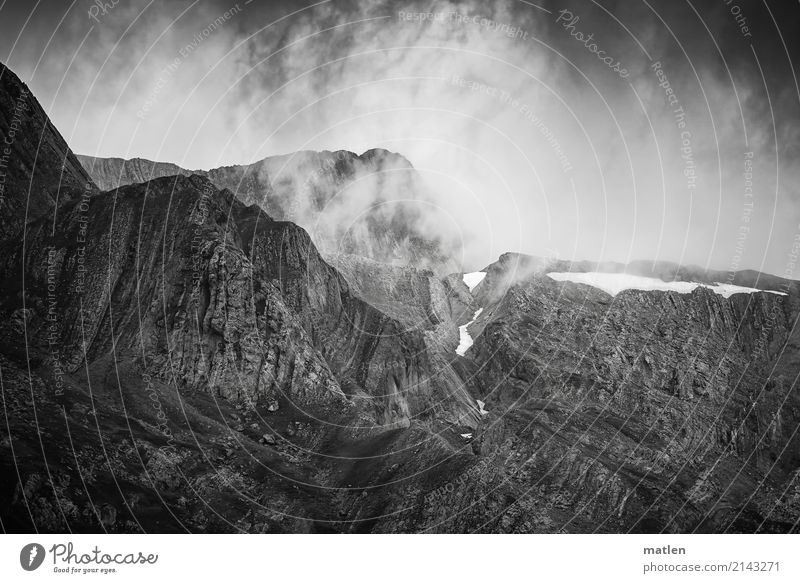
[
  {"left": 77, "top": 150, "right": 458, "bottom": 274},
  {"left": 2, "top": 63, "right": 798, "bottom": 534},
  {"left": 0, "top": 63, "right": 96, "bottom": 241},
  {"left": 1, "top": 171, "right": 479, "bottom": 426},
  {"left": 0, "top": 170, "right": 479, "bottom": 532},
  {"left": 398, "top": 253, "right": 800, "bottom": 532}
]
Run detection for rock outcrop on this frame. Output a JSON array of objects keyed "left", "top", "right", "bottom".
[
  {"left": 394, "top": 253, "right": 800, "bottom": 533},
  {"left": 0, "top": 63, "right": 96, "bottom": 241},
  {"left": 78, "top": 150, "right": 458, "bottom": 274},
  {"left": 2, "top": 63, "right": 798, "bottom": 534}
]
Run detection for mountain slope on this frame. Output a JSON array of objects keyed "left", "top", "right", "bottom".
[
  {"left": 0, "top": 62, "right": 96, "bottom": 241},
  {"left": 418, "top": 253, "right": 800, "bottom": 532},
  {"left": 2, "top": 62, "right": 799, "bottom": 534},
  {"left": 77, "top": 150, "right": 458, "bottom": 274},
  {"left": 0, "top": 160, "right": 483, "bottom": 533}
]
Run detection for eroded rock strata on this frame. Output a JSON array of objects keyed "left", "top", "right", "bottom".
[{"left": 1, "top": 62, "right": 799, "bottom": 533}]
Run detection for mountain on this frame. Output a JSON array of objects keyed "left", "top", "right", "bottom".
[
  {"left": 74, "top": 155, "right": 193, "bottom": 188},
  {"left": 421, "top": 253, "right": 800, "bottom": 532},
  {"left": 2, "top": 62, "right": 799, "bottom": 533},
  {"left": 77, "top": 150, "right": 458, "bottom": 275},
  {"left": 0, "top": 170, "right": 484, "bottom": 532},
  {"left": 0, "top": 64, "right": 96, "bottom": 241}
]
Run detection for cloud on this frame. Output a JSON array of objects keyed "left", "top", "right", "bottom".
[{"left": 2, "top": 0, "right": 799, "bottom": 275}]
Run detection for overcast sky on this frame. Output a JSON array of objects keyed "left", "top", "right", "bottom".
[{"left": 1, "top": 0, "right": 799, "bottom": 275}]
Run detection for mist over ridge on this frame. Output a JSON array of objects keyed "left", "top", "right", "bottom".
[{"left": 0, "top": 0, "right": 798, "bottom": 274}]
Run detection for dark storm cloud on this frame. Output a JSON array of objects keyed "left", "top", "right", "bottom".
[{"left": 1, "top": 0, "right": 799, "bottom": 275}]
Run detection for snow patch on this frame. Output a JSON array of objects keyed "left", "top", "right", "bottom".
[
  {"left": 709, "top": 282, "right": 787, "bottom": 298},
  {"left": 546, "top": 272, "right": 786, "bottom": 298},
  {"left": 477, "top": 399, "right": 488, "bottom": 416},
  {"left": 456, "top": 308, "right": 483, "bottom": 356},
  {"left": 463, "top": 271, "right": 487, "bottom": 292}
]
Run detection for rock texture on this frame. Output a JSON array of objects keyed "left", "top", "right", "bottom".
[
  {"left": 421, "top": 253, "right": 800, "bottom": 532},
  {"left": 2, "top": 63, "right": 799, "bottom": 534},
  {"left": 0, "top": 63, "right": 96, "bottom": 241},
  {"left": 0, "top": 169, "right": 479, "bottom": 532},
  {"left": 78, "top": 150, "right": 458, "bottom": 274}
]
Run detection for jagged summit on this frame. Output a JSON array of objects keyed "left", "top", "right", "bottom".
[
  {"left": 78, "top": 147, "right": 456, "bottom": 274},
  {"left": 2, "top": 60, "right": 800, "bottom": 534},
  {"left": 474, "top": 252, "right": 793, "bottom": 295}
]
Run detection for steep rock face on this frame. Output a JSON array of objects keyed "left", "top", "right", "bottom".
[
  {"left": 0, "top": 173, "right": 476, "bottom": 430},
  {"left": 328, "top": 253, "right": 480, "bottom": 425},
  {"left": 0, "top": 63, "right": 96, "bottom": 240},
  {"left": 0, "top": 64, "right": 481, "bottom": 533},
  {"left": 77, "top": 150, "right": 458, "bottom": 274},
  {"left": 0, "top": 172, "right": 476, "bottom": 533},
  {"left": 1, "top": 176, "right": 338, "bottom": 415},
  {"left": 319, "top": 253, "right": 800, "bottom": 534},
  {"left": 393, "top": 253, "right": 800, "bottom": 533},
  {"left": 330, "top": 253, "right": 451, "bottom": 332},
  {"left": 2, "top": 62, "right": 799, "bottom": 534},
  {"left": 242, "top": 224, "right": 477, "bottom": 429},
  {"left": 76, "top": 155, "right": 194, "bottom": 190}
]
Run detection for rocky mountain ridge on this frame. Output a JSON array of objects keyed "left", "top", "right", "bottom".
[
  {"left": 1, "top": 61, "right": 799, "bottom": 533},
  {"left": 0, "top": 64, "right": 96, "bottom": 241},
  {"left": 77, "top": 149, "right": 457, "bottom": 275}
]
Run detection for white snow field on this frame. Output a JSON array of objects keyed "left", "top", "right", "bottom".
[
  {"left": 456, "top": 308, "right": 484, "bottom": 356},
  {"left": 462, "top": 271, "right": 487, "bottom": 292},
  {"left": 546, "top": 272, "right": 786, "bottom": 298}
]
